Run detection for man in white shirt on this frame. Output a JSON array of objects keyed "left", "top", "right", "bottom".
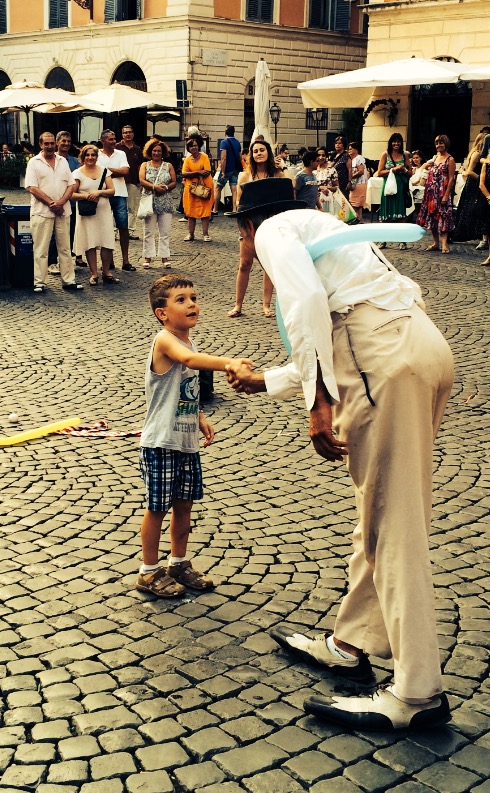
[
  {"left": 98, "top": 129, "right": 136, "bottom": 271},
  {"left": 226, "top": 179, "right": 454, "bottom": 731},
  {"left": 25, "top": 132, "right": 83, "bottom": 293}
]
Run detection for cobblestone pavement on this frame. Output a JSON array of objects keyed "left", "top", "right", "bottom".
[{"left": 0, "top": 188, "right": 488, "bottom": 793}]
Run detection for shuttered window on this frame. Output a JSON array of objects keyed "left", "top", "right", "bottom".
[
  {"left": 246, "top": 0, "right": 273, "bottom": 23},
  {"left": 0, "top": 0, "right": 6, "bottom": 34},
  {"left": 309, "top": 0, "right": 351, "bottom": 31},
  {"left": 105, "top": 0, "right": 141, "bottom": 21},
  {"left": 49, "top": 0, "right": 69, "bottom": 28}
]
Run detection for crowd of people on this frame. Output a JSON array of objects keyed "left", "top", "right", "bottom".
[{"left": 7, "top": 120, "right": 490, "bottom": 295}]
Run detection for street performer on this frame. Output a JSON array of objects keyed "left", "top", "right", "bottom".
[{"left": 226, "top": 179, "right": 454, "bottom": 731}]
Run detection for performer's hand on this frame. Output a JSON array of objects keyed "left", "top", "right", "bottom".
[
  {"left": 309, "top": 401, "right": 348, "bottom": 462},
  {"left": 226, "top": 362, "right": 266, "bottom": 394}
]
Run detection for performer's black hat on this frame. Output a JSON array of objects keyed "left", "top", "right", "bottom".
[{"left": 229, "top": 178, "right": 307, "bottom": 217}]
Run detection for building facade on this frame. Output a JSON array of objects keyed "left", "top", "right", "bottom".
[
  {"left": 0, "top": 0, "right": 367, "bottom": 153},
  {"left": 362, "top": 0, "right": 490, "bottom": 162}
]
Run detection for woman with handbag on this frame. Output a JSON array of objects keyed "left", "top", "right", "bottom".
[
  {"left": 138, "top": 139, "right": 177, "bottom": 268},
  {"left": 378, "top": 133, "right": 412, "bottom": 250},
  {"left": 181, "top": 137, "right": 214, "bottom": 242},
  {"left": 72, "top": 145, "right": 117, "bottom": 285}
]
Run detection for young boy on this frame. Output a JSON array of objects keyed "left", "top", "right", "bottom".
[
  {"left": 294, "top": 151, "right": 321, "bottom": 210},
  {"left": 137, "top": 274, "right": 253, "bottom": 598}
]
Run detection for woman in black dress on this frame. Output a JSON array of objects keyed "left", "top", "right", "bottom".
[
  {"left": 453, "top": 132, "right": 487, "bottom": 243},
  {"left": 477, "top": 135, "right": 490, "bottom": 265},
  {"left": 332, "top": 136, "right": 352, "bottom": 198}
]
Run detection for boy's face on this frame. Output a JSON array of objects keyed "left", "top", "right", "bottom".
[{"left": 156, "top": 285, "right": 199, "bottom": 329}]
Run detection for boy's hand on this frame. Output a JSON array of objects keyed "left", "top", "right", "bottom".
[
  {"left": 226, "top": 362, "right": 266, "bottom": 394},
  {"left": 199, "top": 413, "right": 215, "bottom": 447}
]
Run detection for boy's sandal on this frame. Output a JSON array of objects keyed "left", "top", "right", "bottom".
[
  {"left": 102, "top": 275, "right": 120, "bottom": 285},
  {"left": 167, "top": 561, "right": 214, "bottom": 591},
  {"left": 136, "top": 567, "right": 185, "bottom": 598},
  {"left": 89, "top": 275, "right": 98, "bottom": 286}
]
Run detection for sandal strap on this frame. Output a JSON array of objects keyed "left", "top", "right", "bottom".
[{"left": 142, "top": 567, "right": 183, "bottom": 595}]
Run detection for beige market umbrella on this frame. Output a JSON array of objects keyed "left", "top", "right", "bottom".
[
  {"left": 298, "top": 57, "right": 477, "bottom": 109},
  {"left": 75, "top": 82, "right": 161, "bottom": 113},
  {"left": 252, "top": 58, "right": 272, "bottom": 146},
  {"left": 0, "top": 80, "right": 79, "bottom": 139}
]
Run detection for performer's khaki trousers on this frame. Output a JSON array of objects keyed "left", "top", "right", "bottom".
[
  {"left": 31, "top": 215, "right": 75, "bottom": 287},
  {"left": 331, "top": 302, "right": 454, "bottom": 700}
]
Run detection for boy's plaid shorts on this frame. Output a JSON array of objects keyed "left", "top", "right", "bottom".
[{"left": 139, "top": 447, "right": 203, "bottom": 512}]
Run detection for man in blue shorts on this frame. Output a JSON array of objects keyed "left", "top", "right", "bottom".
[
  {"left": 213, "top": 125, "right": 242, "bottom": 215},
  {"left": 98, "top": 130, "right": 136, "bottom": 271}
]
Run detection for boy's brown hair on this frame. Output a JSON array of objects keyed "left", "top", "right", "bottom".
[{"left": 149, "top": 274, "right": 194, "bottom": 318}]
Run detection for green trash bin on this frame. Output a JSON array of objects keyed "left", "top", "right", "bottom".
[{"left": 4, "top": 204, "right": 34, "bottom": 289}]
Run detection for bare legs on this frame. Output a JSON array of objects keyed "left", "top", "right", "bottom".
[
  {"left": 86, "top": 247, "right": 113, "bottom": 280},
  {"left": 140, "top": 499, "right": 193, "bottom": 565},
  {"left": 185, "top": 217, "right": 210, "bottom": 240},
  {"left": 228, "top": 238, "right": 274, "bottom": 317}
]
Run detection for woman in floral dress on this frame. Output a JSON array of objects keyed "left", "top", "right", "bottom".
[{"left": 417, "top": 135, "right": 456, "bottom": 254}]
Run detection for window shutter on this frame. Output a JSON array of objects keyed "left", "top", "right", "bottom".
[
  {"left": 60, "top": 0, "right": 68, "bottom": 27},
  {"left": 0, "top": 0, "right": 6, "bottom": 34},
  {"left": 49, "top": 0, "right": 58, "bottom": 28},
  {"left": 105, "top": 0, "right": 116, "bottom": 22},
  {"left": 260, "top": 0, "right": 273, "bottom": 22},
  {"left": 136, "top": 0, "right": 141, "bottom": 18},
  {"left": 332, "top": 0, "right": 350, "bottom": 31},
  {"left": 246, "top": 0, "right": 259, "bottom": 20},
  {"left": 310, "top": 0, "right": 329, "bottom": 29}
]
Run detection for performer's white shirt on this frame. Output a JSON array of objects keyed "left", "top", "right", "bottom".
[{"left": 255, "top": 209, "right": 423, "bottom": 408}]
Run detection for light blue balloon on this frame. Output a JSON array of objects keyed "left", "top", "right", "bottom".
[{"left": 276, "top": 223, "right": 426, "bottom": 355}]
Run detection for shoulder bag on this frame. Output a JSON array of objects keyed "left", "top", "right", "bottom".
[
  {"left": 137, "top": 162, "right": 165, "bottom": 219},
  {"left": 78, "top": 169, "right": 107, "bottom": 216}
]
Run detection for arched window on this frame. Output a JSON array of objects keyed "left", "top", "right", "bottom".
[
  {"left": 45, "top": 67, "right": 75, "bottom": 92},
  {"left": 111, "top": 61, "right": 146, "bottom": 91}
]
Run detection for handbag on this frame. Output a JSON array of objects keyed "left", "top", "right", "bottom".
[
  {"left": 78, "top": 169, "right": 107, "bottom": 216},
  {"left": 385, "top": 169, "right": 398, "bottom": 196},
  {"left": 189, "top": 174, "right": 211, "bottom": 200},
  {"left": 137, "top": 163, "right": 165, "bottom": 219}
]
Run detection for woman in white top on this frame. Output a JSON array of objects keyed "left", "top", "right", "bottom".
[
  {"left": 347, "top": 141, "right": 368, "bottom": 221},
  {"left": 227, "top": 139, "right": 284, "bottom": 318},
  {"left": 72, "top": 145, "right": 116, "bottom": 286},
  {"left": 139, "top": 139, "right": 177, "bottom": 268}
]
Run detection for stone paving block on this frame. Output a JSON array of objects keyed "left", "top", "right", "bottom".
[
  {"left": 450, "top": 743, "right": 490, "bottom": 776},
  {"left": 283, "top": 750, "right": 343, "bottom": 785},
  {"left": 310, "top": 777, "right": 365, "bottom": 792},
  {"left": 374, "top": 739, "right": 438, "bottom": 774},
  {"left": 73, "top": 706, "right": 142, "bottom": 735},
  {"left": 125, "top": 770, "right": 174, "bottom": 793},
  {"left": 58, "top": 735, "right": 101, "bottom": 760},
  {"left": 31, "top": 720, "right": 71, "bottom": 742},
  {"left": 415, "top": 758, "right": 481, "bottom": 791},
  {"left": 6, "top": 689, "right": 42, "bottom": 708},
  {"left": 139, "top": 717, "right": 186, "bottom": 744},
  {"left": 214, "top": 739, "right": 289, "bottom": 779},
  {"left": 195, "top": 783, "right": 244, "bottom": 793},
  {"left": 42, "top": 699, "right": 85, "bottom": 719},
  {"left": 14, "top": 742, "right": 56, "bottom": 764},
  {"left": 75, "top": 673, "right": 117, "bottom": 695},
  {"left": 0, "top": 763, "right": 47, "bottom": 789},
  {"left": 42, "top": 682, "right": 81, "bottom": 701},
  {"left": 90, "top": 750, "right": 137, "bottom": 779},
  {"left": 37, "top": 786, "right": 79, "bottom": 793},
  {"left": 98, "top": 728, "right": 145, "bottom": 753},
  {"left": 221, "top": 715, "right": 274, "bottom": 743},
  {"left": 36, "top": 668, "right": 71, "bottom": 687},
  {"left": 46, "top": 760, "right": 89, "bottom": 784},
  {"left": 181, "top": 725, "right": 237, "bottom": 760},
  {"left": 136, "top": 741, "right": 190, "bottom": 770},
  {"left": 0, "top": 746, "right": 15, "bottom": 771},
  {"left": 66, "top": 660, "right": 108, "bottom": 677},
  {"left": 131, "top": 697, "right": 178, "bottom": 722},
  {"left": 318, "top": 734, "right": 374, "bottom": 763},
  {"left": 82, "top": 692, "right": 120, "bottom": 712},
  {"left": 344, "top": 758, "right": 406, "bottom": 790},
  {"left": 3, "top": 705, "right": 44, "bottom": 726},
  {"left": 79, "top": 781, "right": 124, "bottom": 793},
  {"left": 242, "top": 767, "right": 305, "bottom": 792},
  {"left": 174, "top": 760, "right": 226, "bottom": 791},
  {"left": 238, "top": 682, "right": 281, "bottom": 706},
  {"left": 0, "top": 673, "right": 37, "bottom": 693}
]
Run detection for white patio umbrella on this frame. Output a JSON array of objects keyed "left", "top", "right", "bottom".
[
  {"left": 74, "top": 82, "right": 162, "bottom": 113},
  {"left": 298, "top": 58, "right": 477, "bottom": 109},
  {"left": 460, "top": 64, "right": 490, "bottom": 81},
  {"left": 0, "top": 80, "right": 80, "bottom": 139},
  {"left": 252, "top": 58, "right": 272, "bottom": 145}
]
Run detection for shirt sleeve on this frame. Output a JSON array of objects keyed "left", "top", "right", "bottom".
[
  {"left": 24, "top": 159, "right": 38, "bottom": 189},
  {"left": 255, "top": 217, "right": 338, "bottom": 409},
  {"left": 264, "top": 361, "right": 302, "bottom": 400}
]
